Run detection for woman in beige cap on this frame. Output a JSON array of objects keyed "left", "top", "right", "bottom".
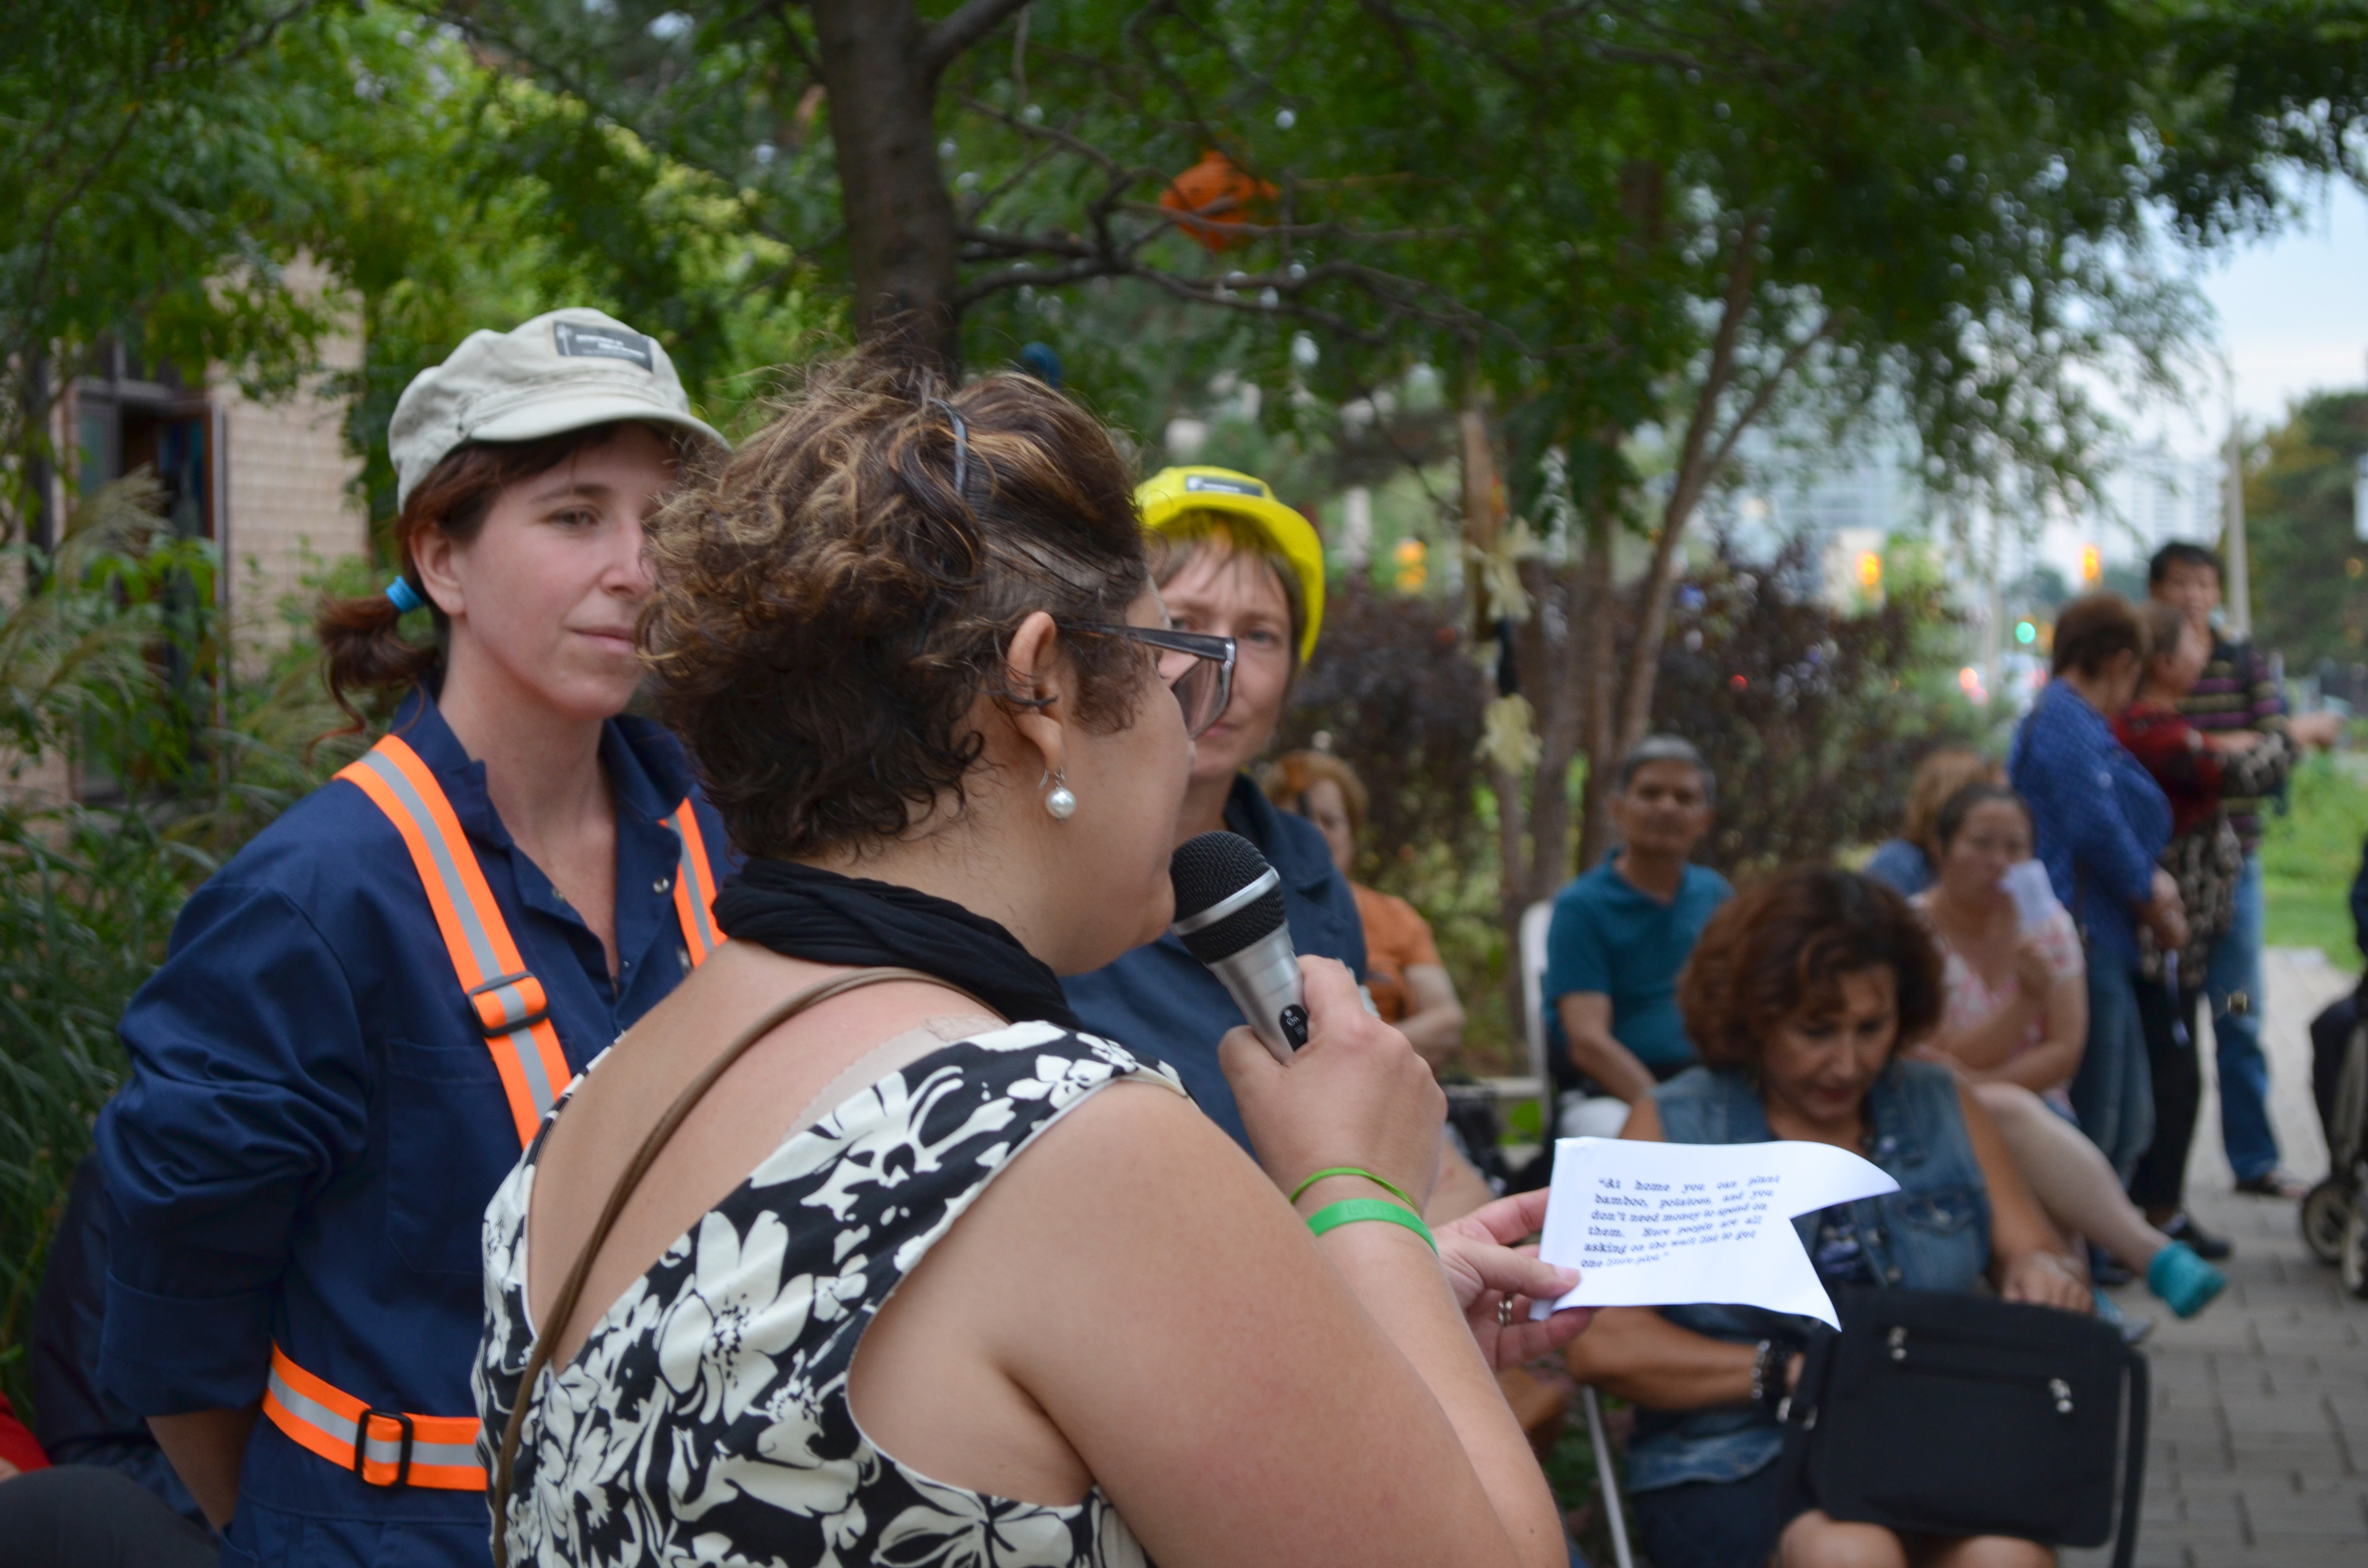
[{"left": 92, "top": 309, "right": 730, "bottom": 1568}]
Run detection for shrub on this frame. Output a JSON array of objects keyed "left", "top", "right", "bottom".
[
  {"left": 0, "top": 482, "right": 356, "bottom": 1420},
  {"left": 1657, "top": 538, "right": 1985, "bottom": 877}
]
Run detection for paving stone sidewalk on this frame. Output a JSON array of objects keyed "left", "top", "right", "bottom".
[{"left": 2066, "top": 948, "right": 2368, "bottom": 1568}]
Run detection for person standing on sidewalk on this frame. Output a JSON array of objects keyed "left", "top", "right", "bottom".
[
  {"left": 2009, "top": 593, "right": 2187, "bottom": 1185},
  {"left": 2148, "top": 543, "right": 2341, "bottom": 1199}
]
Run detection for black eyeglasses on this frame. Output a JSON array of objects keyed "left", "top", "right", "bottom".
[{"left": 1065, "top": 624, "right": 1236, "bottom": 738}]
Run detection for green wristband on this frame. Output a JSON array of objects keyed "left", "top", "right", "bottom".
[
  {"left": 1288, "top": 1165, "right": 1419, "bottom": 1209},
  {"left": 1306, "top": 1197, "right": 1438, "bottom": 1254}
]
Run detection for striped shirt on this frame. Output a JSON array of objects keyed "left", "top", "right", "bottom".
[{"left": 2175, "top": 635, "right": 2289, "bottom": 851}]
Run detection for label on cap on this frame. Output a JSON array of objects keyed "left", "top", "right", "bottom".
[
  {"left": 1184, "top": 473, "right": 1268, "bottom": 498},
  {"left": 553, "top": 320, "right": 654, "bottom": 372}
]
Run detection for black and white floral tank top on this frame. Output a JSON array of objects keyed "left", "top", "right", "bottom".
[{"left": 475, "top": 1021, "right": 1183, "bottom": 1568}]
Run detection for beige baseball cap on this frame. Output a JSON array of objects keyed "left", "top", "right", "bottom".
[{"left": 388, "top": 307, "right": 728, "bottom": 508}]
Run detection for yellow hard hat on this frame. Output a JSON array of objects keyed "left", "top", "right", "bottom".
[{"left": 1136, "top": 466, "right": 1325, "bottom": 663}]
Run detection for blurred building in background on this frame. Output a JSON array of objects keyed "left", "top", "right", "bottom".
[
  {"left": 15, "top": 282, "right": 368, "bottom": 808},
  {"left": 45, "top": 344, "right": 366, "bottom": 642}
]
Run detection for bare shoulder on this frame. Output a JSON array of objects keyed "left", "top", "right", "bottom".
[
  {"left": 865, "top": 1055, "right": 1370, "bottom": 1377},
  {"left": 943, "top": 1066, "right": 1268, "bottom": 1256}
]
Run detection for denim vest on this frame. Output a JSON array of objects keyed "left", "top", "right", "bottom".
[{"left": 1625, "top": 1059, "right": 1991, "bottom": 1493}]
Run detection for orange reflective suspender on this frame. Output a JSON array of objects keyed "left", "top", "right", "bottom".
[
  {"left": 261, "top": 734, "right": 726, "bottom": 1490},
  {"left": 338, "top": 735, "right": 572, "bottom": 1147},
  {"left": 665, "top": 800, "right": 722, "bottom": 967}
]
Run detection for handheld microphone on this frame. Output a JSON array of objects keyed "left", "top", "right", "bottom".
[{"left": 1171, "top": 831, "right": 1309, "bottom": 1064}]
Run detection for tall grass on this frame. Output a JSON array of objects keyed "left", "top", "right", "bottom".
[
  {"left": 0, "top": 480, "right": 358, "bottom": 1419},
  {"left": 2259, "top": 749, "right": 2368, "bottom": 962}
]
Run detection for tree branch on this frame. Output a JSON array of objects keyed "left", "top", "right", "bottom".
[
  {"left": 1612, "top": 212, "right": 1764, "bottom": 755},
  {"left": 1702, "top": 309, "right": 1837, "bottom": 479},
  {"left": 1661, "top": 213, "right": 1764, "bottom": 534},
  {"left": 919, "top": 0, "right": 1036, "bottom": 82}
]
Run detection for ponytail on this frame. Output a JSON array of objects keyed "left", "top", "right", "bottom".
[
  {"left": 314, "top": 422, "right": 644, "bottom": 728},
  {"left": 316, "top": 580, "right": 441, "bottom": 728}
]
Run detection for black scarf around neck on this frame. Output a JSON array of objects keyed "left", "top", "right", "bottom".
[{"left": 710, "top": 859, "right": 1082, "bottom": 1032}]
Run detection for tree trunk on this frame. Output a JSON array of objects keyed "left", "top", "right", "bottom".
[
  {"left": 1577, "top": 508, "right": 1619, "bottom": 866},
  {"left": 810, "top": 0, "right": 963, "bottom": 370},
  {"left": 1603, "top": 216, "right": 1785, "bottom": 773},
  {"left": 1519, "top": 561, "right": 1579, "bottom": 909}
]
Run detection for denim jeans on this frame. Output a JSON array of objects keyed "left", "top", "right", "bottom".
[
  {"left": 2206, "top": 854, "right": 2282, "bottom": 1182},
  {"left": 2073, "top": 959, "right": 2154, "bottom": 1184}
]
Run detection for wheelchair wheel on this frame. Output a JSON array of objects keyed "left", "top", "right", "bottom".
[
  {"left": 2335, "top": 1025, "right": 2368, "bottom": 1172},
  {"left": 2302, "top": 1179, "right": 2354, "bottom": 1265},
  {"left": 2344, "top": 1196, "right": 2368, "bottom": 1300}
]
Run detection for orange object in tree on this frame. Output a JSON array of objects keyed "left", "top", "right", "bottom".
[{"left": 1160, "top": 149, "right": 1277, "bottom": 252}]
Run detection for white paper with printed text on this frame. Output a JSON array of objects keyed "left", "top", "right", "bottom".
[{"left": 1531, "top": 1137, "right": 1900, "bottom": 1328}]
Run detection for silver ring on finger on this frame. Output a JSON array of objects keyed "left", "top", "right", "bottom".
[{"left": 1497, "top": 1296, "right": 1516, "bottom": 1327}]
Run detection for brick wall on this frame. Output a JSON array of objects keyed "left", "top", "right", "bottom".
[{"left": 220, "top": 311, "right": 370, "bottom": 658}]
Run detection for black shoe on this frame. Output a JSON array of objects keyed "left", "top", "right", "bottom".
[
  {"left": 2162, "top": 1211, "right": 2234, "bottom": 1261},
  {"left": 2089, "top": 1244, "right": 2134, "bottom": 1287}
]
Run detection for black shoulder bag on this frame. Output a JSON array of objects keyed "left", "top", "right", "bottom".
[{"left": 1776, "top": 1287, "right": 2148, "bottom": 1568}]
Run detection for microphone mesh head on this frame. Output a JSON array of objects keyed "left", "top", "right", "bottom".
[{"left": 1170, "top": 831, "right": 1287, "bottom": 963}]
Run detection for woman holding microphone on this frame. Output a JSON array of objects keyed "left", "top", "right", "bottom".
[
  {"left": 95, "top": 309, "right": 731, "bottom": 1567},
  {"left": 475, "top": 351, "right": 1589, "bottom": 1567}
]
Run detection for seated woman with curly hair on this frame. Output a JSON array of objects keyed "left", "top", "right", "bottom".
[{"left": 1565, "top": 867, "right": 2091, "bottom": 1568}]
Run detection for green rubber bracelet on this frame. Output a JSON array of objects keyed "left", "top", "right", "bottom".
[
  {"left": 1288, "top": 1165, "right": 1419, "bottom": 1209},
  {"left": 1306, "top": 1197, "right": 1437, "bottom": 1254}
]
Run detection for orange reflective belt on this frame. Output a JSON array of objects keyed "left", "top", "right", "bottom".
[{"left": 262, "top": 1344, "right": 485, "bottom": 1490}]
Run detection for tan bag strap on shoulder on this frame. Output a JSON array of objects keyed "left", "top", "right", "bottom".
[{"left": 490, "top": 966, "right": 984, "bottom": 1562}]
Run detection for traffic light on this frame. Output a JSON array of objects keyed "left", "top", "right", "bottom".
[
  {"left": 1856, "top": 550, "right": 1882, "bottom": 592},
  {"left": 2014, "top": 620, "right": 2036, "bottom": 645},
  {"left": 1392, "top": 536, "right": 1428, "bottom": 592},
  {"left": 2079, "top": 544, "right": 2101, "bottom": 584}
]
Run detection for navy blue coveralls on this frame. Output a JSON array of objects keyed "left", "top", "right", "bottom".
[
  {"left": 1064, "top": 772, "right": 1366, "bottom": 1152},
  {"left": 94, "top": 691, "right": 730, "bottom": 1567}
]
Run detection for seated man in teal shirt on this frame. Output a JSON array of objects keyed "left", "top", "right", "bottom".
[{"left": 1544, "top": 736, "right": 1732, "bottom": 1137}]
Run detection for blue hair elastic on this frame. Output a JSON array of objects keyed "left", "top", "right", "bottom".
[
  {"left": 930, "top": 397, "right": 970, "bottom": 498},
  {"left": 385, "top": 577, "right": 425, "bottom": 615}
]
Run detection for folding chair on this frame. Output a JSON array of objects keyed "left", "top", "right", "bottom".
[
  {"left": 1519, "top": 899, "right": 1557, "bottom": 1139},
  {"left": 1518, "top": 901, "right": 1629, "bottom": 1145},
  {"left": 1517, "top": 900, "right": 1636, "bottom": 1568}
]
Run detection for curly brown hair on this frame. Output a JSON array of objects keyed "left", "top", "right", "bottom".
[
  {"left": 642, "top": 350, "right": 1152, "bottom": 860},
  {"left": 1677, "top": 867, "right": 1945, "bottom": 1069}
]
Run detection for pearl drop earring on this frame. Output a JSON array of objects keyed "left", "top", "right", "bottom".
[{"left": 1043, "top": 769, "right": 1078, "bottom": 821}]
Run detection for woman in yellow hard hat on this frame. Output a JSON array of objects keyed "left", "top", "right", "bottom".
[{"left": 1063, "top": 466, "right": 1365, "bottom": 1151}]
